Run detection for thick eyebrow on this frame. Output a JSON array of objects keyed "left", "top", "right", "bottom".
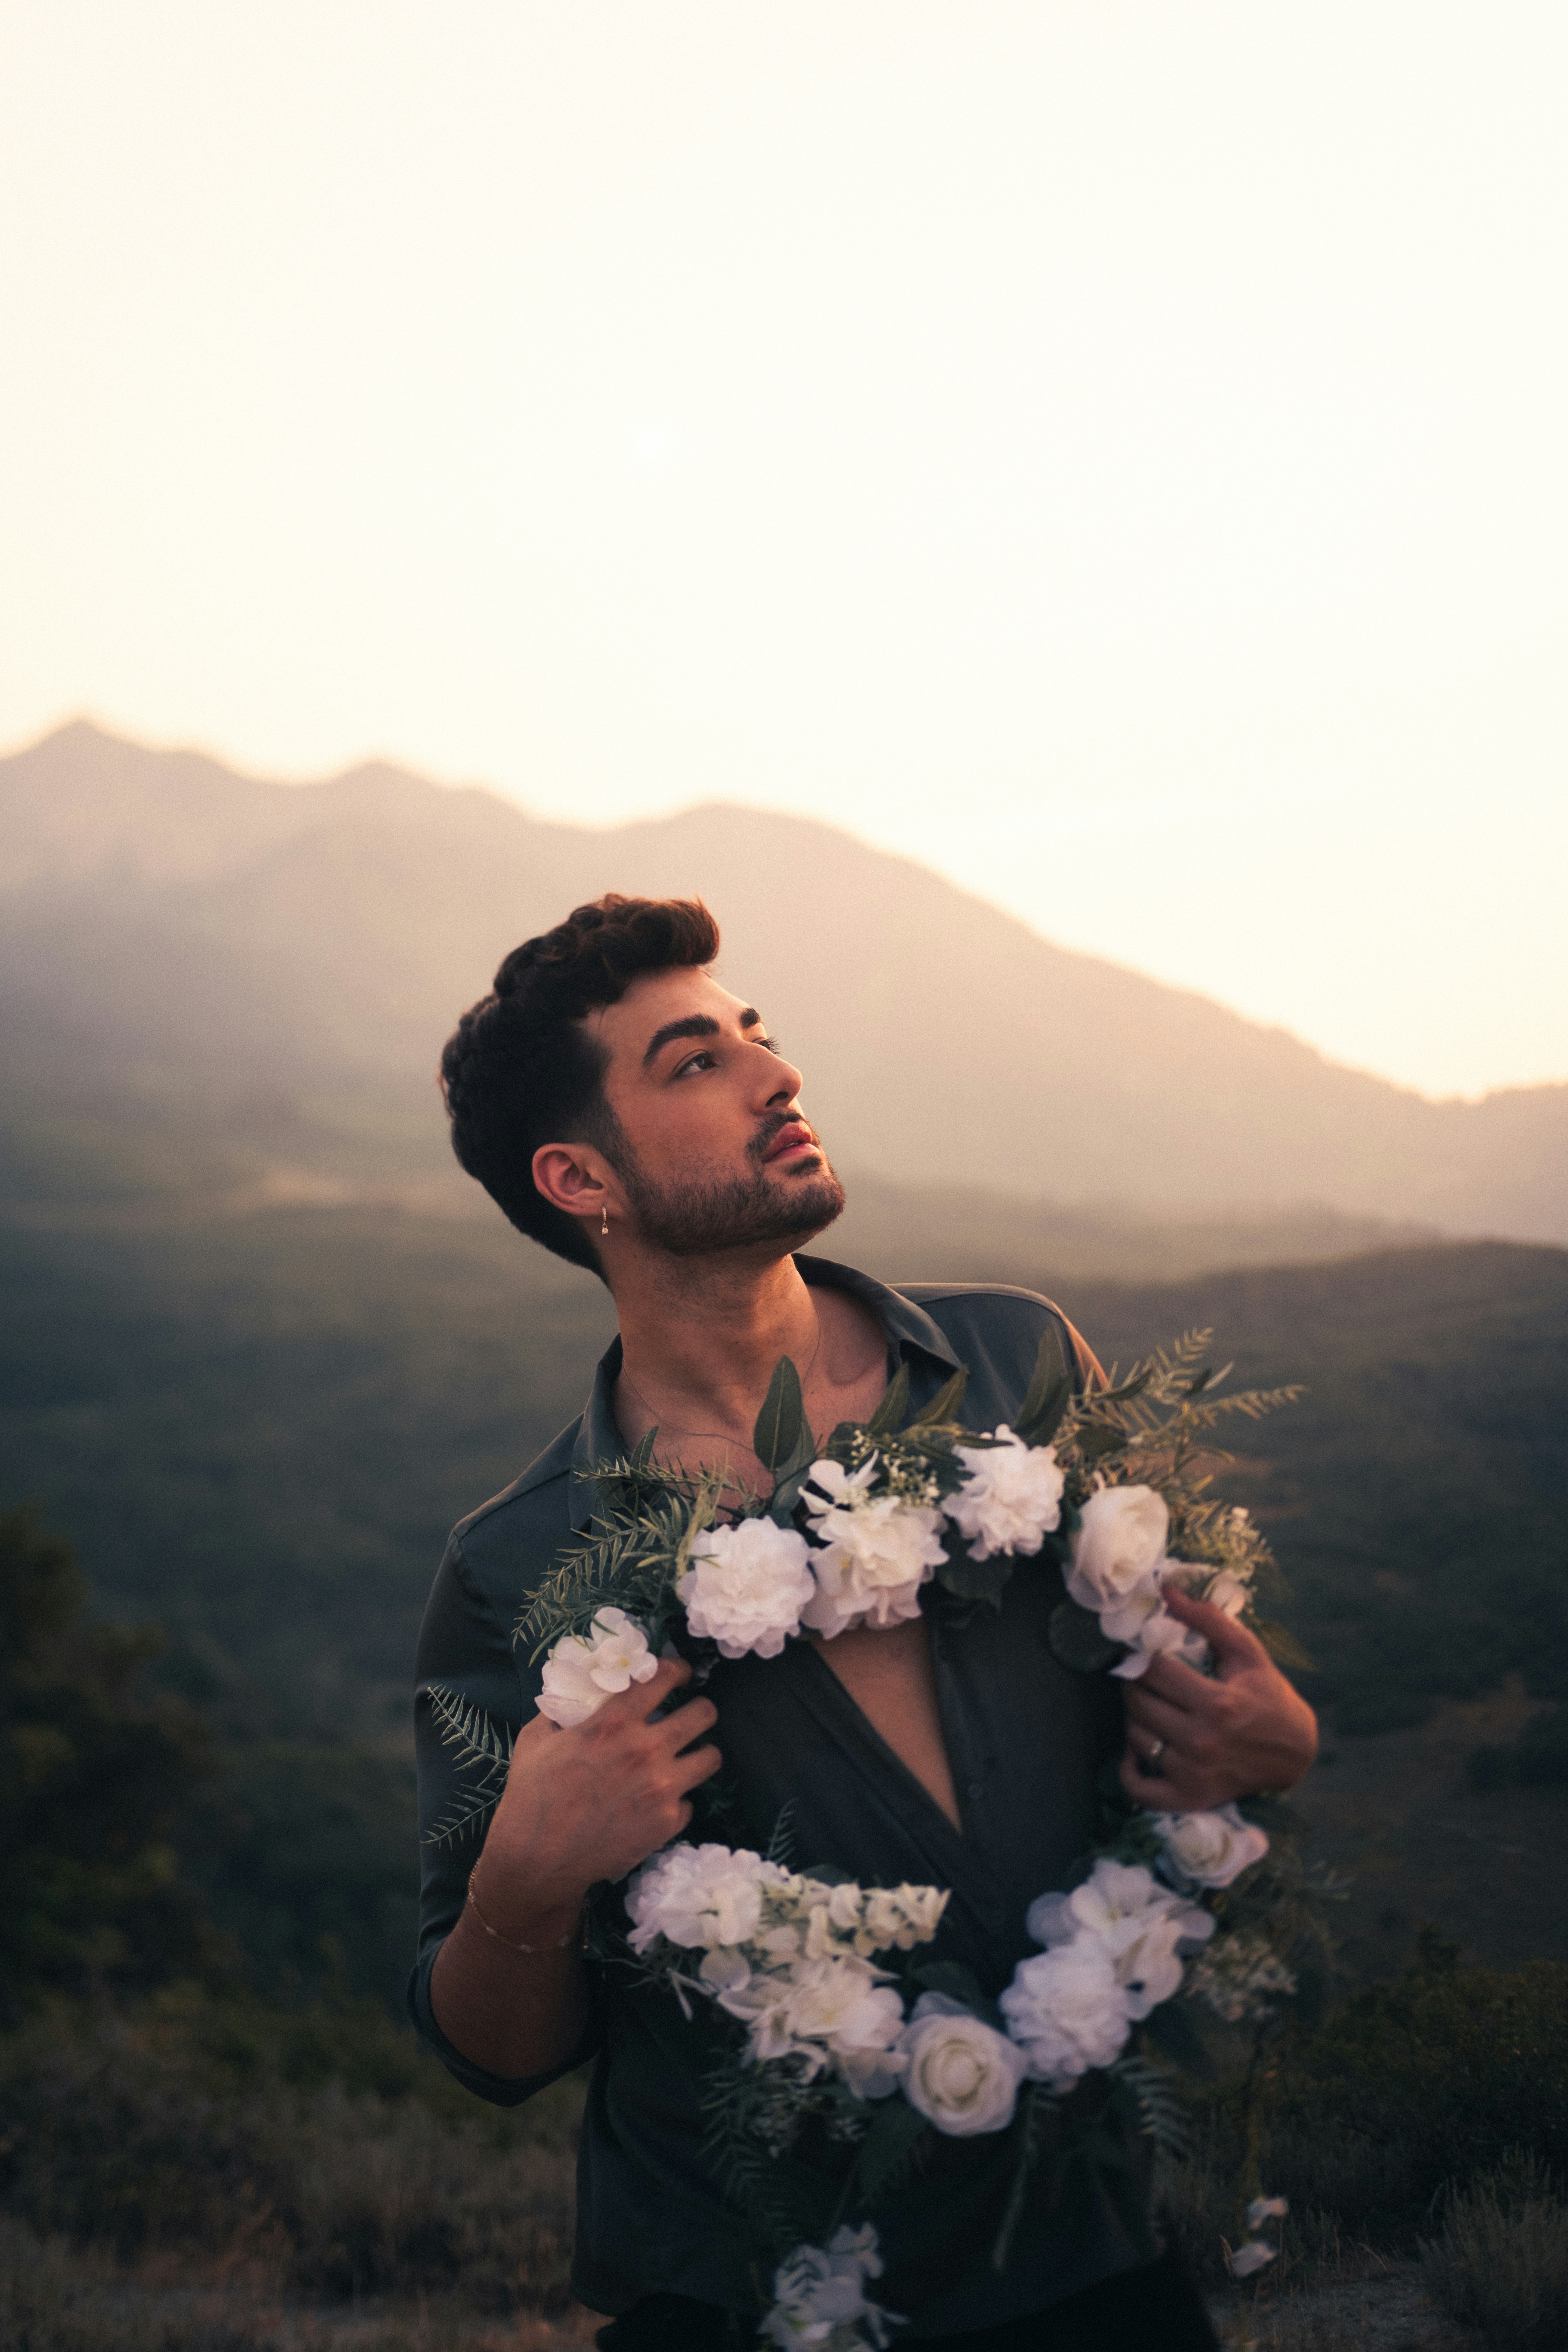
[{"left": 641, "top": 1008, "right": 762, "bottom": 1070}]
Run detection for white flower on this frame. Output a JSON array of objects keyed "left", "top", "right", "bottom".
[
  {"left": 536, "top": 1607, "right": 659, "bottom": 1728},
  {"left": 895, "top": 1992, "right": 1027, "bottom": 2137},
  {"left": 624, "top": 1841, "right": 787, "bottom": 1954},
  {"left": 1247, "top": 2196, "right": 1289, "bottom": 2230},
  {"left": 1028, "top": 1859, "right": 1213, "bottom": 2021},
  {"left": 762, "top": 2224, "right": 901, "bottom": 2350},
  {"left": 676, "top": 1517, "right": 818, "bottom": 1659},
  {"left": 800, "top": 1460, "right": 947, "bottom": 1640},
  {"left": 1107, "top": 1594, "right": 1210, "bottom": 1682},
  {"left": 1154, "top": 1805, "right": 1270, "bottom": 1891},
  {"left": 1065, "top": 1485, "right": 1169, "bottom": 1616},
  {"left": 1204, "top": 1569, "right": 1250, "bottom": 1618},
  {"left": 999, "top": 1938, "right": 1131, "bottom": 2086},
  {"left": 945, "top": 1430, "right": 1065, "bottom": 1562},
  {"left": 721, "top": 1954, "right": 909, "bottom": 2096},
  {"left": 1229, "top": 2241, "right": 1277, "bottom": 2279}
]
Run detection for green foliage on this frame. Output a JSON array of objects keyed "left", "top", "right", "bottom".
[
  {"left": 0, "top": 1987, "right": 585, "bottom": 2311},
  {"left": 1166, "top": 1949, "right": 1568, "bottom": 2286},
  {"left": 0, "top": 1508, "right": 216, "bottom": 2022}
]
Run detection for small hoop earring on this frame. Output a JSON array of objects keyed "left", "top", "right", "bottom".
[{"left": 600, "top": 1203, "right": 610, "bottom": 1236}]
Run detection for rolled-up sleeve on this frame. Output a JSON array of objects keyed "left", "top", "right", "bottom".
[{"left": 406, "top": 1526, "right": 603, "bottom": 2105}]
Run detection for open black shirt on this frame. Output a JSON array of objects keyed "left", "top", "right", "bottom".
[{"left": 409, "top": 1259, "right": 1148, "bottom": 2337}]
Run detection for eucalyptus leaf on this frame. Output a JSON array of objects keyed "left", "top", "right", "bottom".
[
  {"left": 909, "top": 1365, "right": 969, "bottom": 1429},
  {"left": 935, "top": 1545, "right": 1013, "bottom": 1610},
  {"left": 1077, "top": 1421, "right": 1128, "bottom": 1460},
  {"left": 866, "top": 1364, "right": 911, "bottom": 1437},
  {"left": 1013, "top": 1326, "right": 1074, "bottom": 1447},
  {"left": 753, "top": 1356, "right": 808, "bottom": 1474},
  {"left": 1048, "top": 1599, "right": 1124, "bottom": 1675}
]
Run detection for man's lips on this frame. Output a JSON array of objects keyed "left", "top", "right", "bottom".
[{"left": 762, "top": 1122, "right": 819, "bottom": 1165}]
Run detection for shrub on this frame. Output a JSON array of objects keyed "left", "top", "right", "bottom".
[
  {"left": 0, "top": 1992, "right": 585, "bottom": 2314},
  {"left": 1164, "top": 1949, "right": 1568, "bottom": 2283},
  {"left": 1421, "top": 2152, "right": 1568, "bottom": 2351}
]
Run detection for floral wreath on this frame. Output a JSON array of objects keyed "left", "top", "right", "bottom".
[{"left": 431, "top": 1332, "right": 1324, "bottom": 2348}]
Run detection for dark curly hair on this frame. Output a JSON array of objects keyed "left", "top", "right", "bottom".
[{"left": 439, "top": 894, "right": 721, "bottom": 1274}]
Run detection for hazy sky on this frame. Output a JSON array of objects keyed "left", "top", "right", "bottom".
[{"left": 3, "top": 4, "right": 1565, "bottom": 1099}]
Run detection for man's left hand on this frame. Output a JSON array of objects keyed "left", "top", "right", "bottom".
[{"left": 1119, "top": 1586, "right": 1318, "bottom": 1812}]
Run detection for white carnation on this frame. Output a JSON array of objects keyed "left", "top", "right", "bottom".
[
  {"left": 945, "top": 1429, "right": 1065, "bottom": 1562},
  {"left": 536, "top": 1606, "right": 659, "bottom": 1728},
  {"left": 895, "top": 1992, "right": 1027, "bottom": 2137},
  {"left": 1153, "top": 1804, "right": 1270, "bottom": 1891},
  {"left": 676, "top": 1517, "right": 818, "bottom": 1659},
  {"left": 1107, "top": 1594, "right": 1210, "bottom": 1682},
  {"left": 720, "top": 1954, "right": 909, "bottom": 2097},
  {"left": 800, "top": 1458, "right": 946, "bottom": 1640},
  {"left": 999, "top": 1938, "right": 1132, "bottom": 2086},
  {"left": 1027, "top": 1859, "right": 1212, "bottom": 2021},
  {"left": 762, "top": 2224, "right": 899, "bottom": 2351},
  {"left": 624, "top": 1841, "right": 788, "bottom": 1955}
]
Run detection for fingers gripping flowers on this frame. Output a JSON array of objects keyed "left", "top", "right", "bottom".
[
  {"left": 429, "top": 1333, "right": 1307, "bottom": 2346},
  {"left": 536, "top": 1606, "right": 660, "bottom": 1728}
]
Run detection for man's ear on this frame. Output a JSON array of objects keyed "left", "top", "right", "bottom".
[{"left": 532, "top": 1142, "right": 615, "bottom": 1225}]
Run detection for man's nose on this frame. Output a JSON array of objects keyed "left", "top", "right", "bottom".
[{"left": 759, "top": 1045, "right": 804, "bottom": 1103}]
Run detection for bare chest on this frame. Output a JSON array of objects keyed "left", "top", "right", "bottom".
[{"left": 810, "top": 1617, "right": 961, "bottom": 1831}]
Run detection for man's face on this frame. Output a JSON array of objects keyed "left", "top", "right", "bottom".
[{"left": 587, "top": 966, "right": 845, "bottom": 1256}]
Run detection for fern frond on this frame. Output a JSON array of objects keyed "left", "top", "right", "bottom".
[
  {"left": 423, "top": 1784, "right": 506, "bottom": 1849},
  {"left": 426, "top": 1683, "right": 515, "bottom": 1775},
  {"left": 1112, "top": 2055, "right": 1189, "bottom": 2156}
]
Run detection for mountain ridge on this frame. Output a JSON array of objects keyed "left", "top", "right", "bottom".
[{"left": 5, "top": 720, "right": 1564, "bottom": 1239}]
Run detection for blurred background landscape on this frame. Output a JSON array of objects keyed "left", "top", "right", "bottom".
[
  {"left": 5, "top": 720, "right": 1566, "bottom": 2348},
  {"left": 5, "top": 713, "right": 1566, "bottom": 1996},
  {"left": 5, "top": 1, "right": 1568, "bottom": 2340}
]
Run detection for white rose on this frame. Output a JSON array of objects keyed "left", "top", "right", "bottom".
[
  {"left": 1066, "top": 1486, "right": 1169, "bottom": 1616},
  {"left": 537, "top": 1606, "right": 659, "bottom": 1728},
  {"left": 1154, "top": 1805, "right": 1270, "bottom": 1891},
  {"left": 801, "top": 1462, "right": 947, "bottom": 1640},
  {"left": 624, "top": 1841, "right": 787, "bottom": 1954},
  {"left": 999, "top": 1938, "right": 1131, "bottom": 2086},
  {"left": 676, "top": 1517, "right": 818, "bottom": 1659},
  {"left": 895, "top": 1992, "right": 1027, "bottom": 2137},
  {"left": 945, "top": 1429, "right": 1065, "bottom": 1563}
]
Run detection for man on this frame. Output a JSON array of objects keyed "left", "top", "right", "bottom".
[{"left": 411, "top": 894, "right": 1316, "bottom": 2349}]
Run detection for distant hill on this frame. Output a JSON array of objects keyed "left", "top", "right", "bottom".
[
  {"left": 3, "top": 718, "right": 1566, "bottom": 1240},
  {"left": 3, "top": 1194, "right": 1562, "bottom": 1747}
]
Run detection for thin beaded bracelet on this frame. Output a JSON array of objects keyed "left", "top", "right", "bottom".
[{"left": 467, "top": 1864, "right": 580, "bottom": 1953}]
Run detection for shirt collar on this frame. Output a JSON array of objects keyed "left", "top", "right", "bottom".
[{"left": 562, "top": 1253, "right": 963, "bottom": 1532}]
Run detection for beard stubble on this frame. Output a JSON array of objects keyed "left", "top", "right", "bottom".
[{"left": 616, "top": 1119, "right": 847, "bottom": 1258}]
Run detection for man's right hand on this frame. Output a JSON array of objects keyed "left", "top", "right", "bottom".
[
  {"left": 464, "top": 1655, "right": 722, "bottom": 1944},
  {"left": 431, "top": 1657, "right": 721, "bottom": 2080}
]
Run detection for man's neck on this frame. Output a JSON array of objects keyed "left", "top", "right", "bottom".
[{"left": 612, "top": 1245, "right": 824, "bottom": 1441}]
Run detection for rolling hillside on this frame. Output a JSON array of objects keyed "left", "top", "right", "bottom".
[{"left": 5, "top": 719, "right": 1566, "bottom": 1238}]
